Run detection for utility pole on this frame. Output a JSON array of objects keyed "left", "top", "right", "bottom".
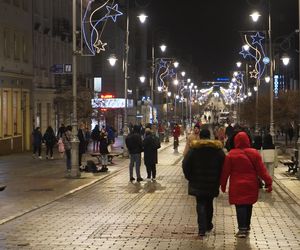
[{"left": 71, "top": 0, "right": 80, "bottom": 178}]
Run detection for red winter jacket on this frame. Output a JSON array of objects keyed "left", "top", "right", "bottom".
[{"left": 220, "top": 132, "right": 272, "bottom": 205}]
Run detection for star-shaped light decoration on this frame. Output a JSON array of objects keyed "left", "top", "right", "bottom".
[
  {"left": 239, "top": 47, "right": 251, "bottom": 59},
  {"left": 105, "top": 4, "right": 123, "bottom": 22},
  {"left": 94, "top": 39, "right": 107, "bottom": 54},
  {"left": 168, "top": 68, "right": 176, "bottom": 78},
  {"left": 158, "top": 59, "right": 168, "bottom": 68},
  {"left": 251, "top": 32, "right": 264, "bottom": 47},
  {"left": 249, "top": 69, "right": 259, "bottom": 79}
]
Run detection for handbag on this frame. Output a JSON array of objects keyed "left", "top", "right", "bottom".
[{"left": 243, "top": 150, "right": 264, "bottom": 189}]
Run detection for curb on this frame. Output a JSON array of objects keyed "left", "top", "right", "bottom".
[{"left": 274, "top": 176, "right": 300, "bottom": 207}]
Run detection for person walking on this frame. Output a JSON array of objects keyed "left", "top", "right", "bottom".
[
  {"left": 220, "top": 131, "right": 273, "bottom": 238},
  {"left": 32, "top": 127, "right": 43, "bottom": 159},
  {"left": 43, "top": 126, "right": 57, "bottom": 159},
  {"left": 143, "top": 128, "right": 161, "bottom": 181},
  {"left": 62, "top": 125, "right": 72, "bottom": 174},
  {"left": 98, "top": 127, "right": 109, "bottom": 172},
  {"left": 57, "top": 123, "right": 66, "bottom": 139},
  {"left": 172, "top": 123, "right": 181, "bottom": 152},
  {"left": 125, "top": 125, "right": 144, "bottom": 182},
  {"left": 78, "top": 123, "right": 87, "bottom": 169},
  {"left": 262, "top": 133, "right": 277, "bottom": 177},
  {"left": 91, "top": 125, "right": 100, "bottom": 152},
  {"left": 182, "top": 128, "right": 225, "bottom": 237},
  {"left": 183, "top": 123, "right": 201, "bottom": 156}
]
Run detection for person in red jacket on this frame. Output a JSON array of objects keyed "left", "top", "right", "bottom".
[
  {"left": 172, "top": 123, "right": 181, "bottom": 151},
  {"left": 220, "top": 131, "right": 272, "bottom": 238}
]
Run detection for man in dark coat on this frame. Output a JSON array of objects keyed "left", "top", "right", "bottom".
[
  {"left": 143, "top": 128, "right": 161, "bottom": 181},
  {"left": 182, "top": 128, "right": 225, "bottom": 237},
  {"left": 125, "top": 125, "right": 144, "bottom": 182}
]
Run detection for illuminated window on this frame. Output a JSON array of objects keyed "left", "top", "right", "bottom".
[
  {"left": 3, "top": 29, "right": 10, "bottom": 58},
  {"left": 36, "top": 103, "right": 42, "bottom": 128},
  {"left": 3, "top": 91, "right": 9, "bottom": 136}
]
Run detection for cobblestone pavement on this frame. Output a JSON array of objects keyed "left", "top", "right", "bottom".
[{"left": 0, "top": 142, "right": 300, "bottom": 249}]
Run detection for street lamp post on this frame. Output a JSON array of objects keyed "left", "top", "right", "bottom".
[
  {"left": 122, "top": 0, "right": 130, "bottom": 157},
  {"left": 70, "top": 0, "right": 80, "bottom": 178},
  {"left": 298, "top": 0, "right": 300, "bottom": 179}
]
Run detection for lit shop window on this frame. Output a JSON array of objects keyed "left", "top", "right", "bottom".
[{"left": 3, "top": 91, "right": 9, "bottom": 136}]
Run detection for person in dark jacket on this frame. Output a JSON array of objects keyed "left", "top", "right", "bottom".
[
  {"left": 98, "top": 127, "right": 109, "bottom": 172},
  {"left": 43, "top": 126, "right": 57, "bottom": 159},
  {"left": 77, "top": 123, "right": 87, "bottom": 169},
  {"left": 125, "top": 125, "right": 144, "bottom": 182},
  {"left": 220, "top": 132, "right": 272, "bottom": 238},
  {"left": 91, "top": 125, "right": 100, "bottom": 152},
  {"left": 253, "top": 135, "right": 263, "bottom": 150},
  {"left": 32, "top": 127, "right": 43, "bottom": 159},
  {"left": 182, "top": 128, "right": 225, "bottom": 237},
  {"left": 143, "top": 128, "right": 161, "bottom": 181}
]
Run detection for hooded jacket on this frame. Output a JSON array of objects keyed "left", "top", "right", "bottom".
[
  {"left": 220, "top": 132, "right": 272, "bottom": 205},
  {"left": 182, "top": 139, "right": 225, "bottom": 197}
]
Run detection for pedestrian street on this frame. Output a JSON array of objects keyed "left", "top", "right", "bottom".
[{"left": 0, "top": 142, "right": 299, "bottom": 250}]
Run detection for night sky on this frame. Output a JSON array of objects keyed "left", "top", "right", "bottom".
[{"left": 141, "top": 0, "right": 299, "bottom": 81}]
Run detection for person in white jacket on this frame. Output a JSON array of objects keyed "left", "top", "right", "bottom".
[{"left": 262, "top": 134, "right": 277, "bottom": 177}]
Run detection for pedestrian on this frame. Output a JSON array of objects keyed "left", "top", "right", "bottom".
[
  {"left": 78, "top": 123, "right": 87, "bottom": 169},
  {"left": 262, "top": 133, "right": 277, "bottom": 177},
  {"left": 252, "top": 135, "right": 263, "bottom": 150},
  {"left": 98, "top": 127, "right": 109, "bottom": 172},
  {"left": 183, "top": 123, "right": 201, "bottom": 156},
  {"left": 57, "top": 123, "right": 66, "bottom": 139},
  {"left": 172, "top": 123, "right": 180, "bottom": 151},
  {"left": 62, "top": 125, "right": 72, "bottom": 174},
  {"left": 182, "top": 128, "right": 225, "bottom": 237},
  {"left": 220, "top": 131, "right": 273, "bottom": 238},
  {"left": 143, "top": 128, "right": 161, "bottom": 181},
  {"left": 32, "top": 127, "right": 43, "bottom": 159},
  {"left": 43, "top": 126, "right": 57, "bottom": 159},
  {"left": 57, "top": 137, "right": 65, "bottom": 158},
  {"left": 125, "top": 125, "right": 144, "bottom": 182},
  {"left": 91, "top": 125, "right": 100, "bottom": 152}
]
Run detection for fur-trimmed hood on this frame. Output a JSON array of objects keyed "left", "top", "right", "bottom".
[{"left": 190, "top": 139, "right": 223, "bottom": 149}]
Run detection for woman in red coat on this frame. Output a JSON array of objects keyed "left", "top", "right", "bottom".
[{"left": 220, "top": 131, "right": 272, "bottom": 238}]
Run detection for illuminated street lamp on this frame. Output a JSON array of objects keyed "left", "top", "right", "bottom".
[
  {"left": 108, "top": 55, "right": 117, "bottom": 66},
  {"left": 160, "top": 44, "right": 167, "bottom": 52},
  {"left": 137, "top": 13, "right": 147, "bottom": 23},
  {"left": 281, "top": 54, "right": 290, "bottom": 66},
  {"left": 236, "top": 61, "right": 242, "bottom": 68},
  {"left": 139, "top": 75, "right": 146, "bottom": 83}
]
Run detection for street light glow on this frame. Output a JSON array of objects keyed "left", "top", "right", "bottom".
[
  {"left": 250, "top": 11, "right": 261, "bottom": 22},
  {"left": 157, "top": 86, "right": 162, "bottom": 92},
  {"left": 243, "top": 44, "right": 250, "bottom": 51},
  {"left": 108, "top": 55, "right": 117, "bottom": 66},
  {"left": 173, "top": 79, "right": 179, "bottom": 85},
  {"left": 173, "top": 61, "right": 179, "bottom": 68},
  {"left": 167, "top": 91, "right": 171, "bottom": 97},
  {"left": 236, "top": 61, "right": 242, "bottom": 68},
  {"left": 160, "top": 44, "right": 167, "bottom": 52},
  {"left": 139, "top": 75, "right": 146, "bottom": 83},
  {"left": 281, "top": 55, "right": 290, "bottom": 66},
  {"left": 265, "top": 76, "right": 271, "bottom": 83},
  {"left": 137, "top": 13, "right": 147, "bottom": 23},
  {"left": 181, "top": 71, "right": 186, "bottom": 77}
]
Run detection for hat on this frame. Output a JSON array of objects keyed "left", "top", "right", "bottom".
[{"left": 200, "top": 128, "right": 210, "bottom": 139}]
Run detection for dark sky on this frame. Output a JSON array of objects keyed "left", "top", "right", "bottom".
[{"left": 142, "top": 0, "right": 298, "bottom": 81}]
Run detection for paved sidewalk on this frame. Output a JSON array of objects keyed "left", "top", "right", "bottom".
[
  {"left": 0, "top": 134, "right": 300, "bottom": 227},
  {"left": 0, "top": 136, "right": 176, "bottom": 225}
]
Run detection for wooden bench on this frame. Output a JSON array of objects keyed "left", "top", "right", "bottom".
[{"left": 90, "top": 152, "right": 122, "bottom": 166}]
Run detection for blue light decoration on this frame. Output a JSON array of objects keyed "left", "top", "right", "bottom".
[
  {"left": 81, "top": 0, "right": 123, "bottom": 56},
  {"left": 274, "top": 75, "right": 279, "bottom": 97},
  {"left": 155, "top": 59, "right": 177, "bottom": 90},
  {"left": 239, "top": 32, "right": 267, "bottom": 80}
]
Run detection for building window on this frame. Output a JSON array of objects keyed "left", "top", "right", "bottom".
[
  {"left": 14, "top": 32, "right": 20, "bottom": 61},
  {"left": 13, "top": 91, "right": 18, "bottom": 135},
  {"left": 3, "top": 29, "right": 10, "bottom": 58},
  {"left": 3, "top": 91, "right": 9, "bottom": 136},
  {"left": 22, "top": 35, "right": 28, "bottom": 62}
]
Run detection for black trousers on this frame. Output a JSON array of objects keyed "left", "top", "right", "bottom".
[
  {"left": 196, "top": 196, "right": 214, "bottom": 233},
  {"left": 235, "top": 204, "right": 253, "bottom": 230},
  {"left": 145, "top": 164, "right": 156, "bottom": 178}
]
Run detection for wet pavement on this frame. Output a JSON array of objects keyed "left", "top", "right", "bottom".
[{"left": 0, "top": 137, "right": 299, "bottom": 249}]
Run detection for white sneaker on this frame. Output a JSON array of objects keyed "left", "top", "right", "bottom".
[
  {"left": 152, "top": 178, "right": 156, "bottom": 181},
  {"left": 146, "top": 178, "right": 151, "bottom": 182},
  {"left": 38, "top": 156, "right": 42, "bottom": 160},
  {"left": 50, "top": 156, "right": 54, "bottom": 160}
]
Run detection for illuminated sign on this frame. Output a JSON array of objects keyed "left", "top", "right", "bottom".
[
  {"left": 92, "top": 98, "right": 134, "bottom": 109},
  {"left": 94, "top": 77, "right": 102, "bottom": 92},
  {"left": 100, "top": 94, "right": 114, "bottom": 99}
]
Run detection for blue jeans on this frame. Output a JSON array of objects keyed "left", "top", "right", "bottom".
[
  {"left": 235, "top": 204, "right": 253, "bottom": 230},
  {"left": 129, "top": 153, "right": 141, "bottom": 179},
  {"left": 196, "top": 196, "right": 214, "bottom": 233}
]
